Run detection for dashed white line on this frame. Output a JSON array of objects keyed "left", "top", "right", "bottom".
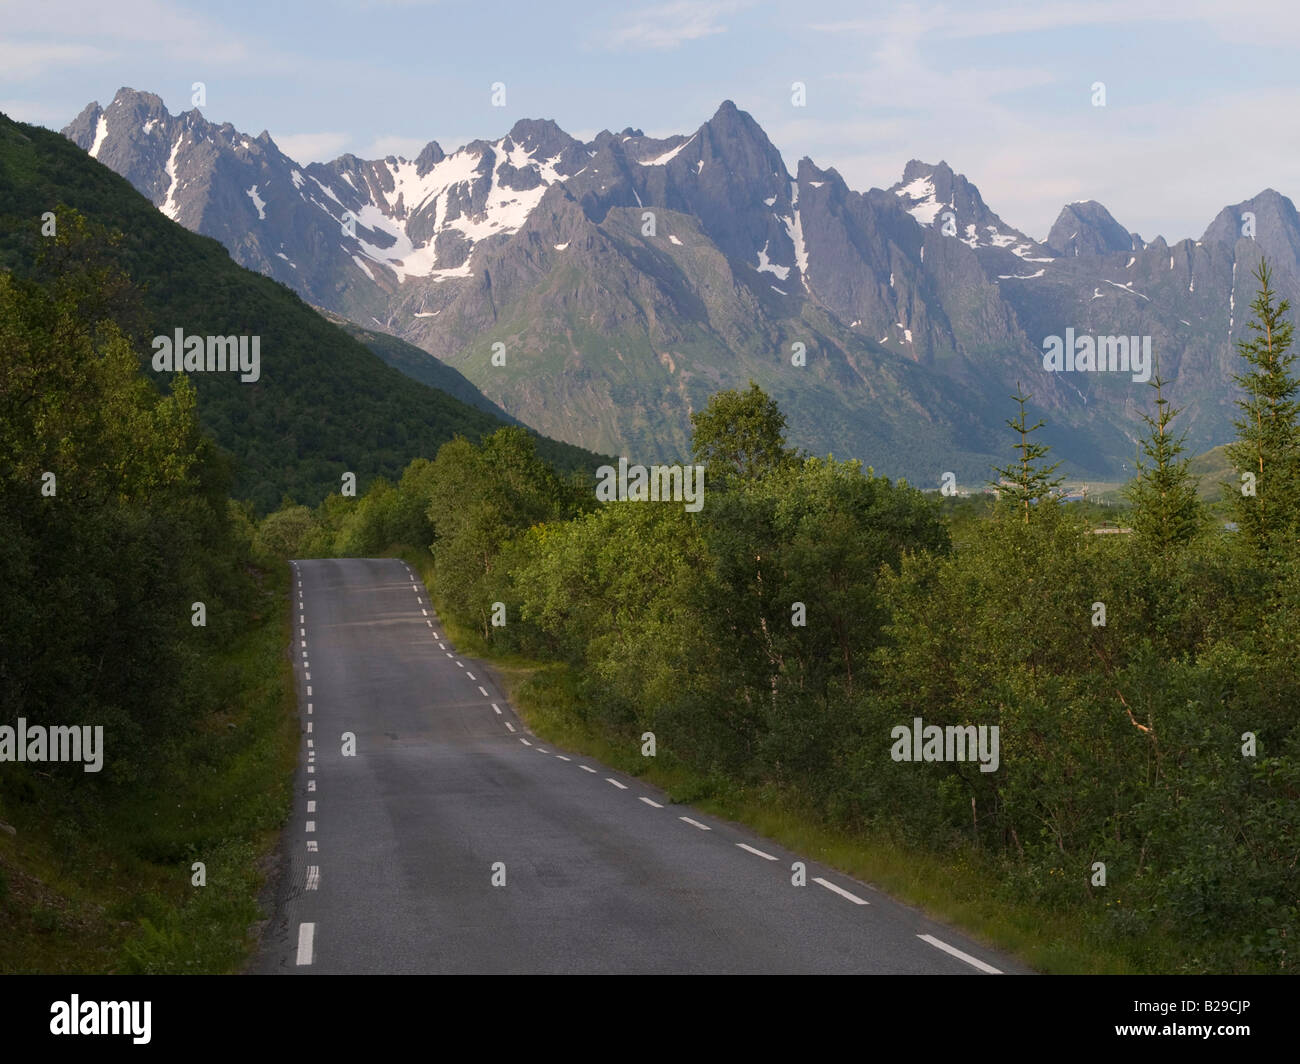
[
  {"left": 445, "top": 652, "right": 453, "bottom": 658},
  {"left": 679, "top": 816, "right": 710, "bottom": 831},
  {"left": 813, "top": 877, "right": 868, "bottom": 905},
  {"left": 505, "top": 722, "right": 515, "bottom": 732},
  {"left": 536, "top": 748, "right": 548, "bottom": 754},
  {"left": 492, "top": 704, "right": 502, "bottom": 715},
  {"left": 605, "top": 778, "right": 628, "bottom": 790},
  {"left": 296, "top": 922, "right": 315, "bottom": 965},
  {"left": 439, "top": 643, "right": 446, "bottom": 650},
  {"left": 306, "top": 820, "right": 315, "bottom": 832},
  {"left": 519, "top": 738, "right": 532, "bottom": 746},
  {"left": 307, "top": 703, "right": 312, "bottom": 713},
  {"left": 639, "top": 797, "right": 663, "bottom": 808},
  {"left": 306, "top": 839, "right": 317, "bottom": 851},
  {"left": 300, "top": 628, "right": 305, "bottom": 637},
  {"left": 307, "top": 686, "right": 312, "bottom": 696},
  {"left": 307, "top": 766, "right": 314, "bottom": 774},
  {"left": 422, "top": 608, "right": 428, "bottom": 616},
  {"left": 737, "top": 842, "right": 778, "bottom": 861},
  {"left": 307, "top": 780, "right": 316, "bottom": 792},
  {"left": 306, "top": 866, "right": 320, "bottom": 891},
  {"left": 456, "top": 661, "right": 464, "bottom": 669},
  {"left": 307, "top": 800, "right": 316, "bottom": 812},
  {"left": 299, "top": 615, "right": 304, "bottom": 624},
  {"left": 307, "top": 722, "right": 313, "bottom": 732},
  {"left": 477, "top": 686, "right": 488, "bottom": 696},
  {"left": 305, "top": 671, "right": 311, "bottom": 680},
  {"left": 579, "top": 765, "right": 597, "bottom": 774},
  {"left": 917, "top": 934, "right": 1002, "bottom": 974},
  {"left": 466, "top": 671, "right": 476, "bottom": 680},
  {"left": 307, "top": 739, "right": 313, "bottom": 749},
  {"left": 556, "top": 755, "right": 571, "bottom": 762}
]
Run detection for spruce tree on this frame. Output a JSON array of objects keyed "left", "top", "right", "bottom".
[
  {"left": 1124, "top": 371, "right": 1203, "bottom": 551},
  {"left": 1224, "top": 259, "right": 1300, "bottom": 548},
  {"left": 988, "top": 382, "right": 1063, "bottom": 523}
]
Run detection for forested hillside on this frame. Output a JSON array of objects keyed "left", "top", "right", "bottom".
[{"left": 0, "top": 113, "right": 601, "bottom": 513}]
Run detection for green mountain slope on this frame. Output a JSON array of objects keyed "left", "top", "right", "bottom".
[{"left": 0, "top": 113, "right": 602, "bottom": 512}]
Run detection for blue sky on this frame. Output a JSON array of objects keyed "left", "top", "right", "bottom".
[{"left": 3, "top": 0, "right": 1299, "bottom": 241}]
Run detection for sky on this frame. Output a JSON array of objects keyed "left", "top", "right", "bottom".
[{"left": 3, "top": 0, "right": 1300, "bottom": 242}]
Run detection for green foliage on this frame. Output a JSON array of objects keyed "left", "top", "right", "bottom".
[
  {"left": 1224, "top": 259, "right": 1300, "bottom": 549},
  {"left": 1123, "top": 372, "right": 1204, "bottom": 552},
  {"left": 989, "top": 383, "right": 1064, "bottom": 523},
  {"left": 690, "top": 380, "right": 798, "bottom": 484}
]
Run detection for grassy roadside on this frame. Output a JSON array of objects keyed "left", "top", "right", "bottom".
[
  {"left": 400, "top": 546, "right": 1190, "bottom": 976},
  {"left": 0, "top": 563, "right": 298, "bottom": 974}
]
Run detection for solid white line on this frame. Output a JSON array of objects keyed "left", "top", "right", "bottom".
[
  {"left": 492, "top": 704, "right": 502, "bottom": 715},
  {"left": 556, "top": 755, "right": 571, "bottom": 761},
  {"left": 296, "top": 922, "right": 314, "bottom": 965},
  {"left": 679, "top": 816, "right": 710, "bottom": 831},
  {"left": 579, "top": 765, "right": 597, "bottom": 773},
  {"left": 519, "top": 738, "right": 532, "bottom": 746},
  {"left": 478, "top": 686, "right": 488, "bottom": 696},
  {"left": 639, "top": 797, "right": 663, "bottom": 808},
  {"left": 813, "top": 877, "right": 868, "bottom": 905},
  {"left": 737, "top": 842, "right": 778, "bottom": 861},
  {"left": 306, "top": 820, "right": 315, "bottom": 832},
  {"left": 505, "top": 722, "right": 515, "bottom": 732},
  {"left": 606, "top": 778, "right": 628, "bottom": 789},
  {"left": 917, "top": 934, "right": 1002, "bottom": 974},
  {"left": 307, "top": 800, "right": 316, "bottom": 812},
  {"left": 306, "top": 866, "right": 319, "bottom": 891}
]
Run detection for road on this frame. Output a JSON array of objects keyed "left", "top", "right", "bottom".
[{"left": 253, "top": 557, "right": 1028, "bottom": 974}]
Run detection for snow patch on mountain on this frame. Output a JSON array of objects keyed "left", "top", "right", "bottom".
[
  {"left": 89, "top": 115, "right": 109, "bottom": 159},
  {"left": 756, "top": 240, "right": 791, "bottom": 280},
  {"left": 246, "top": 184, "right": 266, "bottom": 220}
]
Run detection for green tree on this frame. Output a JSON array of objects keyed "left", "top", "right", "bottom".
[
  {"left": 690, "top": 381, "right": 795, "bottom": 484},
  {"left": 1224, "top": 259, "right": 1300, "bottom": 549},
  {"left": 988, "top": 382, "right": 1063, "bottom": 523},
  {"left": 1123, "top": 371, "right": 1203, "bottom": 552}
]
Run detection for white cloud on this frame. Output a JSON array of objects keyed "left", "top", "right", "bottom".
[
  {"left": 271, "top": 131, "right": 351, "bottom": 164},
  {"left": 593, "top": 1, "right": 747, "bottom": 51},
  {"left": 0, "top": 41, "right": 112, "bottom": 80}
]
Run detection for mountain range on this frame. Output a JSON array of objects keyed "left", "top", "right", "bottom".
[{"left": 62, "top": 88, "right": 1300, "bottom": 483}]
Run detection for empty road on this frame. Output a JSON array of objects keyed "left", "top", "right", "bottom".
[{"left": 254, "top": 557, "right": 1027, "bottom": 974}]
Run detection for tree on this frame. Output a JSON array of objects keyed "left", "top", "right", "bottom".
[
  {"left": 1124, "top": 371, "right": 1203, "bottom": 551},
  {"left": 988, "top": 383, "right": 1063, "bottom": 523},
  {"left": 690, "top": 382, "right": 795, "bottom": 484},
  {"left": 1224, "top": 259, "right": 1300, "bottom": 549}
]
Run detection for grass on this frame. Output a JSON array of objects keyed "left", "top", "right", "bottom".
[{"left": 0, "top": 563, "right": 298, "bottom": 974}]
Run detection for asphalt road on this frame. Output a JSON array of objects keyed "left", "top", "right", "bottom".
[{"left": 253, "top": 557, "right": 1029, "bottom": 974}]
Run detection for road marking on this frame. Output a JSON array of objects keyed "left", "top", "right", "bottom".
[
  {"left": 605, "top": 778, "right": 628, "bottom": 789},
  {"left": 307, "top": 722, "right": 313, "bottom": 733},
  {"left": 307, "top": 685, "right": 312, "bottom": 696},
  {"left": 300, "top": 628, "right": 305, "bottom": 637},
  {"left": 307, "top": 780, "right": 316, "bottom": 792},
  {"left": 466, "top": 671, "right": 476, "bottom": 680},
  {"left": 679, "top": 816, "right": 710, "bottom": 831},
  {"left": 537, "top": 748, "right": 548, "bottom": 754},
  {"left": 306, "top": 839, "right": 317, "bottom": 851},
  {"left": 427, "top": 620, "right": 432, "bottom": 627},
  {"left": 301, "top": 651, "right": 308, "bottom": 659},
  {"left": 306, "top": 821, "right": 315, "bottom": 832},
  {"left": 305, "top": 671, "right": 310, "bottom": 680},
  {"left": 556, "top": 755, "right": 571, "bottom": 762},
  {"left": 301, "top": 640, "right": 306, "bottom": 648},
  {"left": 579, "top": 765, "right": 597, "bottom": 773},
  {"left": 306, "top": 866, "right": 320, "bottom": 891},
  {"left": 917, "top": 934, "right": 1002, "bottom": 974},
  {"left": 477, "top": 686, "right": 488, "bottom": 696},
  {"left": 299, "top": 615, "right": 304, "bottom": 624},
  {"left": 519, "top": 738, "right": 532, "bottom": 746},
  {"left": 307, "top": 703, "right": 312, "bottom": 713},
  {"left": 307, "top": 801, "right": 316, "bottom": 812},
  {"left": 813, "top": 877, "right": 868, "bottom": 905},
  {"left": 296, "top": 922, "right": 314, "bottom": 965},
  {"left": 737, "top": 843, "right": 778, "bottom": 861},
  {"left": 505, "top": 722, "right": 515, "bottom": 732},
  {"left": 456, "top": 661, "right": 464, "bottom": 669},
  {"left": 439, "top": 643, "right": 446, "bottom": 650},
  {"left": 307, "top": 739, "right": 313, "bottom": 749},
  {"left": 639, "top": 797, "right": 663, "bottom": 808},
  {"left": 492, "top": 704, "right": 502, "bottom": 715},
  {"left": 446, "top": 652, "right": 453, "bottom": 658},
  {"left": 307, "top": 766, "right": 314, "bottom": 774},
  {"left": 422, "top": 608, "right": 428, "bottom": 616}
]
